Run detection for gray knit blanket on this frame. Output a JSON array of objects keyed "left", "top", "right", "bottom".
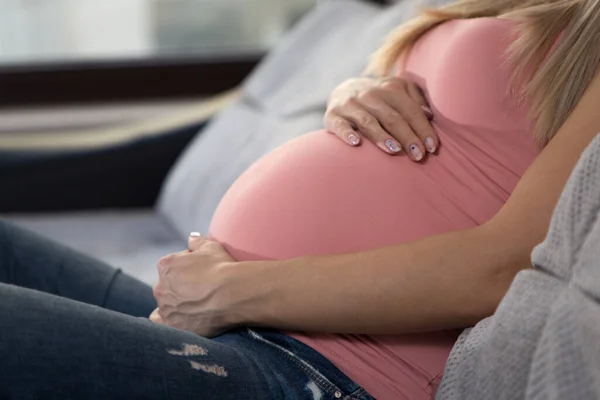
[{"left": 437, "top": 134, "right": 600, "bottom": 400}]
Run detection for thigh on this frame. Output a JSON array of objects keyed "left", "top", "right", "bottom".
[
  {"left": 0, "top": 283, "right": 270, "bottom": 400},
  {"left": 0, "top": 219, "right": 156, "bottom": 317}
]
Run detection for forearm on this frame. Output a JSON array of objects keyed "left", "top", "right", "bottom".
[
  {"left": 236, "top": 223, "right": 533, "bottom": 334},
  {"left": 224, "top": 67, "right": 600, "bottom": 336},
  {"left": 231, "top": 99, "right": 590, "bottom": 334}
]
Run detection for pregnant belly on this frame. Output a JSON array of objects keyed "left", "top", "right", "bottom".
[{"left": 209, "top": 130, "right": 457, "bottom": 261}]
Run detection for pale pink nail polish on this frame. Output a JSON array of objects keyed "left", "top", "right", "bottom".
[
  {"left": 190, "top": 232, "right": 201, "bottom": 237},
  {"left": 410, "top": 144, "right": 423, "bottom": 161},
  {"left": 385, "top": 139, "right": 401, "bottom": 153},
  {"left": 348, "top": 134, "right": 360, "bottom": 146},
  {"left": 425, "top": 137, "right": 436, "bottom": 153}
]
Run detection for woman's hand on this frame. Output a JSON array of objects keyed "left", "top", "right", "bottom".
[
  {"left": 325, "top": 76, "right": 437, "bottom": 161},
  {"left": 150, "top": 233, "right": 243, "bottom": 337}
]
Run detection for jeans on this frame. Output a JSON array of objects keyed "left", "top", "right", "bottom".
[{"left": 0, "top": 220, "right": 374, "bottom": 400}]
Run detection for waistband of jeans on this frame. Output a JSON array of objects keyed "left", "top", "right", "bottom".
[{"left": 245, "top": 328, "right": 374, "bottom": 400}]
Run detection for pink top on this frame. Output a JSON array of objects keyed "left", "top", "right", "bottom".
[{"left": 209, "top": 18, "right": 539, "bottom": 399}]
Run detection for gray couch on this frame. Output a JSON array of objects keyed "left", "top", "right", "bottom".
[{"left": 6, "top": 0, "right": 450, "bottom": 285}]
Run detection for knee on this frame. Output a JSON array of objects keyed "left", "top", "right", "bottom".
[
  {"left": 0, "top": 219, "right": 29, "bottom": 259},
  {"left": 0, "top": 218, "right": 11, "bottom": 244},
  {"left": 0, "top": 218, "right": 18, "bottom": 244}
]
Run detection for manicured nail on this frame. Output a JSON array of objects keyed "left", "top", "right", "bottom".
[
  {"left": 190, "top": 232, "right": 201, "bottom": 237},
  {"left": 410, "top": 144, "right": 423, "bottom": 161},
  {"left": 385, "top": 139, "right": 401, "bottom": 153},
  {"left": 425, "top": 137, "right": 436, "bottom": 153},
  {"left": 348, "top": 133, "right": 360, "bottom": 146},
  {"left": 422, "top": 105, "right": 434, "bottom": 120}
]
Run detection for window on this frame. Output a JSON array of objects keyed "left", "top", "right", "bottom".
[{"left": 0, "top": 0, "right": 316, "bottom": 65}]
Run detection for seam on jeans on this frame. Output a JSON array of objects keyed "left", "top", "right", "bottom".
[
  {"left": 101, "top": 268, "right": 122, "bottom": 308},
  {"left": 0, "top": 222, "right": 14, "bottom": 283},
  {"left": 346, "top": 387, "right": 372, "bottom": 399},
  {"left": 0, "top": 222, "right": 26, "bottom": 288},
  {"left": 246, "top": 329, "right": 338, "bottom": 394},
  {"left": 246, "top": 329, "right": 363, "bottom": 399},
  {"left": 304, "top": 337, "right": 406, "bottom": 399}
]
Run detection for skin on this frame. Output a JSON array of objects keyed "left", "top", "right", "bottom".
[
  {"left": 324, "top": 76, "right": 437, "bottom": 161},
  {"left": 152, "top": 68, "right": 600, "bottom": 339}
]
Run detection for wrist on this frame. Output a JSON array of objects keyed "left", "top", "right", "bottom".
[{"left": 219, "top": 259, "right": 282, "bottom": 328}]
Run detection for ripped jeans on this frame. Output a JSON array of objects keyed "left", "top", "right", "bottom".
[{"left": 0, "top": 221, "right": 374, "bottom": 400}]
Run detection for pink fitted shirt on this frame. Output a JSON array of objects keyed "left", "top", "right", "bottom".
[{"left": 209, "top": 18, "right": 539, "bottom": 399}]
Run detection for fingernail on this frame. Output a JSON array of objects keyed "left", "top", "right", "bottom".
[
  {"left": 422, "top": 105, "right": 434, "bottom": 120},
  {"left": 190, "top": 232, "right": 201, "bottom": 237},
  {"left": 410, "top": 144, "right": 423, "bottom": 161},
  {"left": 385, "top": 139, "right": 401, "bottom": 153},
  {"left": 348, "top": 133, "right": 360, "bottom": 146},
  {"left": 425, "top": 137, "right": 436, "bottom": 153}
]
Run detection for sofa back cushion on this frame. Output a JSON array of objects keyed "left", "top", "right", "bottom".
[{"left": 158, "top": 0, "right": 453, "bottom": 237}]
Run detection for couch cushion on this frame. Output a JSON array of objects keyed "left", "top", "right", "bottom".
[
  {"left": 242, "top": 0, "right": 383, "bottom": 116},
  {"left": 158, "top": 0, "right": 452, "bottom": 237},
  {"left": 5, "top": 210, "right": 184, "bottom": 285}
]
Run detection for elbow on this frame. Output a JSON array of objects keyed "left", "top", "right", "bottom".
[
  {"left": 483, "top": 261, "right": 531, "bottom": 317},
  {"left": 462, "top": 265, "right": 529, "bottom": 327},
  {"left": 472, "top": 223, "right": 535, "bottom": 320}
]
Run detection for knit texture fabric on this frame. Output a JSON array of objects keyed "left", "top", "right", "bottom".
[{"left": 437, "top": 134, "right": 600, "bottom": 400}]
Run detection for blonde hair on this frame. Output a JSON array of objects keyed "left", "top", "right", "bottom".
[{"left": 367, "top": 0, "right": 600, "bottom": 144}]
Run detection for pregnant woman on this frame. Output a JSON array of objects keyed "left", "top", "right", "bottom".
[{"left": 3, "top": 0, "right": 600, "bottom": 399}]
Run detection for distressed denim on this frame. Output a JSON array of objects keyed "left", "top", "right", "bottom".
[{"left": 0, "top": 220, "right": 374, "bottom": 400}]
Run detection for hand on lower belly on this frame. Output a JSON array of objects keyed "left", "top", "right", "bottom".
[{"left": 150, "top": 232, "right": 253, "bottom": 337}]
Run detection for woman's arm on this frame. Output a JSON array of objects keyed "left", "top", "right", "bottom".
[
  {"left": 228, "top": 69, "right": 600, "bottom": 335},
  {"left": 153, "top": 70, "right": 600, "bottom": 337}
]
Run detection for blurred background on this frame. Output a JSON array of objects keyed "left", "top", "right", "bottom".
[
  {"left": 0, "top": 0, "right": 390, "bottom": 283},
  {"left": 0, "top": 0, "right": 317, "bottom": 212},
  {"left": 0, "top": 0, "right": 315, "bottom": 64},
  {"left": 0, "top": 0, "right": 316, "bottom": 108}
]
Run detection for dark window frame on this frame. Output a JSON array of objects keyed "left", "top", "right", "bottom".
[
  {"left": 0, "top": 55, "right": 261, "bottom": 108},
  {"left": 0, "top": 0, "right": 388, "bottom": 108}
]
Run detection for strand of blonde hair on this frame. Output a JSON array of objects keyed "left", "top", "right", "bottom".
[{"left": 367, "top": 0, "right": 600, "bottom": 144}]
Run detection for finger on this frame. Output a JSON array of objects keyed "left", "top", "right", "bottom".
[
  {"left": 379, "top": 79, "right": 437, "bottom": 154},
  {"left": 360, "top": 100, "right": 428, "bottom": 160},
  {"left": 337, "top": 99, "right": 402, "bottom": 155},
  {"left": 157, "top": 254, "right": 176, "bottom": 276},
  {"left": 352, "top": 89, "right": 423, "bottom": 159},
  {"left": 406, "top": 81, "right": 435, "bottom": 125},
  {"left": 405, "top": 83, "right": 437, "bottom": 152},
  {"left": 156, "top": 249, "right": 189, "bottom": 277},
  {"left": 149, "top": 308, "right": 159, "bottom": 320},
  {"left": 149, "top": 308, "right": 166, "bottom": 324},
  {"left": 152, "top": 282, "right": 167, "bottom": 302},
  {"left": 406, "top": 82, "right": 428, "bottom": 108},
  {"left": 381, "top": 89, "right": 438, "bottom": 156},
  {"left": 324, "top": 112, "right": 361, "bottom": 146},
  {"left": 406, "top": 84, "right": 435, "bottom": 120},
  {"left": 188, "top": 232, "right": 205, "bottom": 252}
]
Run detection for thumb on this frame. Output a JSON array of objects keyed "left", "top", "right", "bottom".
[
  {"left": 188, "top": 232, "right": 205, "bottom": 252},
  {"left": 149, "top": 308, "right": 166, "bottom": 325}
]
